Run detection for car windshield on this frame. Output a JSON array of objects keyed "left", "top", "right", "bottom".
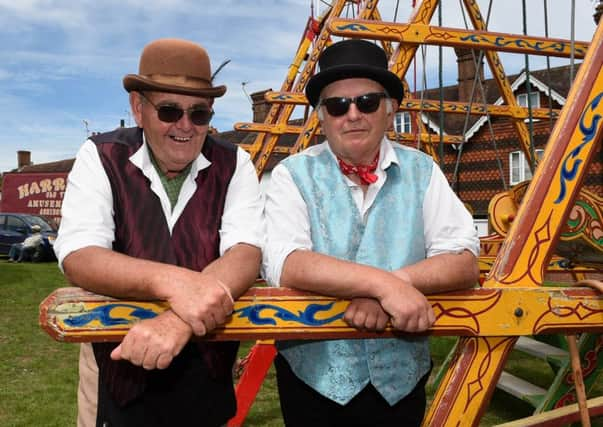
[{"left": 22, "top": 215, "right": 56, "bottom": 232}]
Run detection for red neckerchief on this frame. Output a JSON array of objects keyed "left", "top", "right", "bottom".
[{"left": 337, "top": 153, "right": 379, "bottom": 185}]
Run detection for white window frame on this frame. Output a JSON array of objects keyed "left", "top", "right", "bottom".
[
  {"left": 509, "top": 149, "right": 544, "bottom": 185},
  {"left": 517, "top": 91, "right": 540, "bottom": 108},
  {"left": 394, "top": 111, "right": 412, "bottom": 134}
]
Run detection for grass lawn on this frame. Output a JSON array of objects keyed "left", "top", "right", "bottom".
[{"left": 1, "top": 260, "right": 601, "bottom": 426}]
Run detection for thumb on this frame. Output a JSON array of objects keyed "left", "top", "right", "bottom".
[{"left": 110, "top": 344, "right": 122, "bottom": 361}]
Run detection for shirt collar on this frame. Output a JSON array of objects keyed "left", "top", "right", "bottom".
[
  {"left": 128, "top": 132, "right": 212, "bottom": 179},
  {"left": 378, "top": 138, "right": 400, "bottom": 172},
  {"left": 326, "top": 137, "right": 399, "bottom": 173}
]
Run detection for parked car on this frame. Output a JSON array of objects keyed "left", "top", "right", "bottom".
[{"left": 0, "top": 213, "right": 58, "bottom": 261}]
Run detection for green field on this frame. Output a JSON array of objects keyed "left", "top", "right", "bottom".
[{"left": 1, "top": 260, "right": 601, "bottom": 426}]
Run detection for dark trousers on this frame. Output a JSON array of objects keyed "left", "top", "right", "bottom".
[
  {"left": 96, "top": 345, "right": 236, "bottom": 427},
  {"left": 275, "top": 353, "right": 429, "bottom": 427}
]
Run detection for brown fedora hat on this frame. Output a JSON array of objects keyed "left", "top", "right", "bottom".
[{"left": 123, "top": 38, "right": 226, "bottom": 98}]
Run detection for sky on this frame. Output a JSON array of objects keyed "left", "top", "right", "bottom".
[{"left": 0, "top": 0, "right": 598, "bottom": 174}]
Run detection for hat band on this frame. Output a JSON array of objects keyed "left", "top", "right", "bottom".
[{"left": 143, "top": 73, "right": 213, "bottom": 89}]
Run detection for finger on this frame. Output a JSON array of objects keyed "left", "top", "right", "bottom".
[
  {"left": 417, "top": 308, "right": 434, "bottom": 332},
  {"left": 204, "top": 314, "right": 218, "bottom": 333},
  {"left": 156, "top": 353, "right": 174, "bottom": 370},
  {"left": 193, "top": 322, "right": 207, "bottom": 337},
  {"left": 212, "top": 308, "right": 228, "bottom": 327},
  {"left": 427, "top": 306, "right": 436, "bottom": 326},
  {"left": 110, "top": 345, "right": 123, "bottom": 361},
  {"left": 353, "top": 310, "right": 367, "bottom": 330},
  {"left": 394, "top": 315, "right": 412, "bottom": 332},
  {"left": 375, "top": 313, "right": 389, "bottom": 331},
  {"left": 142, "top": 348, "right": 161, "bottom": 371},
  {"left": 129, "top": 344, "right": 148, "bottom": 367},
  {"left": 343, "top": 304, "right": 357, "bottom": 325},
  {"left": 117, "top": 336, "right": 132, "bottom": 361},
  {"left": 364, "top": 312, "right": 377, "bottom": 331}
]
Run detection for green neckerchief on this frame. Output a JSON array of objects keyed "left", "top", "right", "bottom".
[{"left": 148, "top": 147, "right": 192, "bottom": 211}]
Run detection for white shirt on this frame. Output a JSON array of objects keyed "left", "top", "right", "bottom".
[
  {"left": 262, "top": 138, "right": 480, "bottom": 286},
  {"left": 54, "top": 137, "right": 264, "bottom": 269},
  {"left": 23, "top": 233, "right": 43, "bottom": 248}
]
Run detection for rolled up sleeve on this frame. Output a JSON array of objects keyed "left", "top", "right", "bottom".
[
  {"left": 262, "top": 164, "right": 312, "bottom": 286},
  {"left": 423, "top": 164, "right": 480, "bottom": 258},
  {"left": 54, "top": 141, "right": 116, "bottom": 270},
  {"left": 219, "top": 148, "right": 265, "bottom": 255}
]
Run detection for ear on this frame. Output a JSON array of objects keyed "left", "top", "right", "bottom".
[{"left": 129, "top": 92, "right": 144, "bottom": 128}]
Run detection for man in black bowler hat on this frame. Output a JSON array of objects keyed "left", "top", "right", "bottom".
[{"left": 263, "top": 39, "right": 480, "bottom": 426}]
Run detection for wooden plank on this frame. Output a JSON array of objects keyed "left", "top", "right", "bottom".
[
  {"left": 495, "top": 396, "right": 603, "bottom": 427},
  {"left": 514, "top": 336, "right": 568, "bottom": 362},
  {"left": 234, "top": 121, "right": 464, "bottom": 145},
  {"left": 39, "top": 286, "right": 603, "bottom": 343},
  {"left": 497, "top": 371, "right": 547, "bottom": 406},
  {"left": 264, "top": 91, "right": 561, "bottom": 120},
  {"left": 328, "top": 19, "right": 589, "bottom": 59}
]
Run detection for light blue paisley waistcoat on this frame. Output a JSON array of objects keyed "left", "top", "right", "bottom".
[{"left": 278, "top": 145, "right": 433, "bottom": 405}]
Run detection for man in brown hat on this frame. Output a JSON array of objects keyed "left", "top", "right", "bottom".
[
  {"left": 54, "top": 38, "right": 263, "bottom": 427},
  {"left": 262, "top": 39, "right": 480, "bottom": 426}
]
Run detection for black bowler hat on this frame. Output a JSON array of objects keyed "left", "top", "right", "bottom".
[{"left": 305, "top": 39, "right": 405, "bottom": 107}]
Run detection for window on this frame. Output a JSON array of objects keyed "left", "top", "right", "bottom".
[
  {"left": 474, "top": 218, "right": 489, "bottom": 237},
  {"left": 394, "top": 112, "right": 411, "bottom": 133},
  {"left": 6, "top": 215, "right": 27, "bottom": 233},
  {"left": 517, "top": 92, "right": 540, "bottom": 108},
  {"left": 509, "top": 149, "right": 544, "bottom": 185}
]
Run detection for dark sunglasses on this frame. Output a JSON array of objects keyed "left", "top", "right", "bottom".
[
  {"left": 319, "top": 92, "right": 388, "bottom": 117},
  {"left": 139, "top": 93, "right": 214, "bottom": 126}
]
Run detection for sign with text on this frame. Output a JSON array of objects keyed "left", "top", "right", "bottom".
[{"left": 1, "top": 172, "right": 68, "bottom": 225}]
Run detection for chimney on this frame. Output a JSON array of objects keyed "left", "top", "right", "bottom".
[
  {"left": 595, "top": 0, "right": 603, "bottom": 24},
  {"left": 250, "top": 89, "right": 272, "bottom": 123},
  {"left": 455, "top": 48, "right": 485, "bottom": 103},
  {"left": 17, "top": 150, "right": 31, "bottom": 169}
]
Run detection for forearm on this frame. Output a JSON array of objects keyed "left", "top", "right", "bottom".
[
  {"left": 202, "top": 243, "right": 261, "bottom": 298},
  {"left": 282, "top": 249, "right": 437, "bottom": 332},
  {"left": 280, "top": 250, "right": 395, "bottom": 300},
  {"left": 394, "top": 250, "right": 479, "bottom": 294},
  {"left": 62, "top": 246, "right": 181, "bottom": 300}
]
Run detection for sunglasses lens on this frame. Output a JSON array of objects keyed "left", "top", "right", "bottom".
[
  {"left": 356, "top": 94, "right": 383, "bottom": 114},
  {"left": 323, "top": 98, "right": 351, "bottom": 117},
  {"left": 157, "top": 106, "right": 183, "bottom": 123},
  {"left": 156, "top": 106, "right": 213, "bottom": 125},
  {"left": 190, "top": 109, "right": 213, "bottom": 125},
  {"left": 321, "top": 93, "right": 385, "bottom": 117}
]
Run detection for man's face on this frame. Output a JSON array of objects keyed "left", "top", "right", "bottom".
[
  {"left": 130, "top": 91, "right": 213, "bottom": 175},
  {"left": 318, "top": 78, "right": 394, "bottom": 165}
]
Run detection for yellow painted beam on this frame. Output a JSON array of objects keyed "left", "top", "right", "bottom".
[
  {"left": 264, "top": 91, "right": 560, "bottom": 120},
  {"left": 40, "top": 286, "right": 603, "bottom": 343},
  {"left": 329, "top": 19, "right": 589, "bottom": 59}
]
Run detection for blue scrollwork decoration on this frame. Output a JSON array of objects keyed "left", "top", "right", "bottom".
[
  {"left": 335, "top": 23, "right": 372, "bottom": 33},
  {"left": 460, "top": 35, "right": 585, "bottom": 56},
  {"left": 64, "top": 304, "right": 157, "bottom": 327},
  {"left": 555, "top": 92, "right": 603, "bottom": 204},
  {"left": 234, "top": 302, "right": 344, "bottom": 326}
]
